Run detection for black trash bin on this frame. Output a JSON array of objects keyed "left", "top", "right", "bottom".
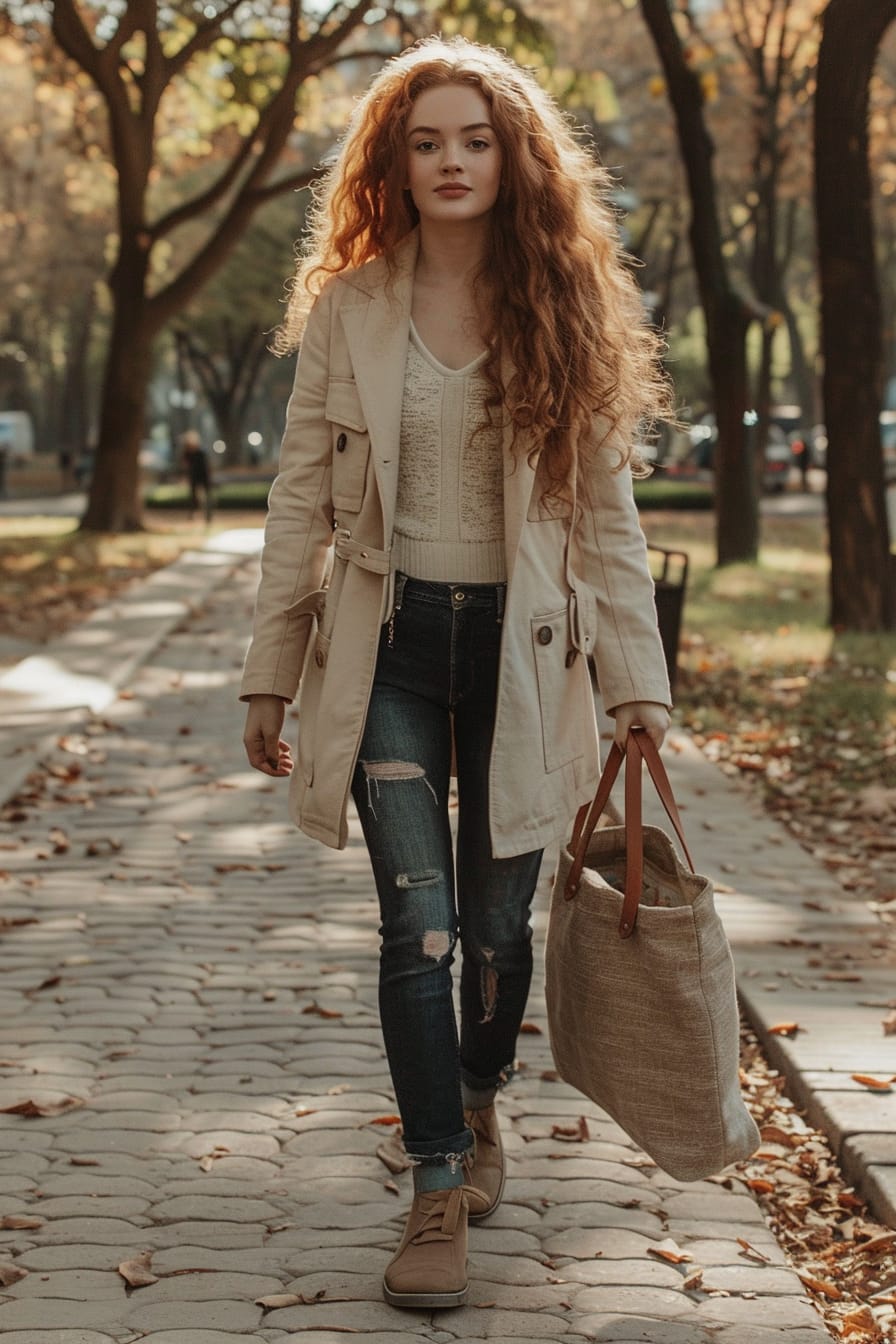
[{"left": 647, "top": 545, "right": 689, "bottom": 694}]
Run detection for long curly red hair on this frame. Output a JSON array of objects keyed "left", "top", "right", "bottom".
[{"left": 275, "top": 36, "right": 675, "bottom": 492}]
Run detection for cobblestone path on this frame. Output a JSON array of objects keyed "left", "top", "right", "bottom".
[{"left": 0, "top": 558, "right": 831, "bottom": 1343}]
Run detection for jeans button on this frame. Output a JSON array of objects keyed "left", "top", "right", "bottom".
[
  {"left": 537, "top": 625, "right": 553, "bottom": 645},
  {"left": 455, "top": 590, "right": 465, "bottom": 601}
]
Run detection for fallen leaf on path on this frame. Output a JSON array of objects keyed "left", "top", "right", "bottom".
[
  {"left": 798, "top": 1271, "right": 842, "bottom": 1299},
  {"left": 366, "top": 1114, "right": 401, "bottom": 1126},
  {"left": 882, "top": 1011, "right": 896, "bottom": 1037},
  {"left": 682, "top": 1267, "right": 704, "bottom": 1291},
  {"left": 198, "top": 1145, "right": 230, "bottom": 1172},
  {"left": 0, "top": 1215, "right": 43, "bottom": 1230},
  {"left": 759, "top": 1124, "right": 799, "bottom": 1147},
  {"left": 48, "top": 828, "right": 69, "bottom": 853},
  {"left": 30, "top": 974, "right": 61, "bottom": 993},
  {"left": 648, "top": 1239, "right": 693, "bottom": 1264},
  {"left": 118, "top": 1251, "right": 158, "bottom": 1287},
  {"left": 518, "top": 1021, "right": 542, "bottom": 1033},
  {"left": 839, "top": 1305, "right": 881, "bottom": 1338},
  {"left": 551, "top": 1116, "right": 590, "bottom": 1142},
  {"left": 768, "top": 1022, "right": 802, "bottom": 1037},
  {"left": 301, "top": 1002, "right": 343, "bottom": 1018},
  {"left": 376, "top": 1139, "right": 411, "bottom": 1173},
  {"left": 857, "top": 1232, "right": 896, "bottom": 1257},
  {"left": 0, "top": 1096, "right": 83, "bottom": 1117},
  {"left": 0, "top": 1262, "right": 28, "bottom": 1285},
  {"left": 736, "top": 1238, "right": 772, "bottom": 1263},
  {"left": 84, "top": 838, "right": 121, "bottom": 856},
  {"left": 256, "top": 1290, "right": 326, "bottom": 1308},
  {"left": 850, "top": 1074, "right": 894, "bottom": 1091}
]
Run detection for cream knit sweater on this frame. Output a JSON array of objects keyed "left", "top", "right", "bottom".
[{"left": 392, "top": 321, "right": 506, "bottom": 583}]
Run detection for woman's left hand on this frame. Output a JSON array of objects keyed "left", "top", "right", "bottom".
[{"left": 613, "top": 701, "right": 670, "bottom": 751}]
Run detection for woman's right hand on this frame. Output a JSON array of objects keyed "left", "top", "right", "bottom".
[{"left": 243, "top": 694, "right": 294, "bottom": 777}]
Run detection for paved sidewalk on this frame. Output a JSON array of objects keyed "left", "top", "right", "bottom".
[{"left": 0, "top": 544, "right": 861, "bottom": 1342}]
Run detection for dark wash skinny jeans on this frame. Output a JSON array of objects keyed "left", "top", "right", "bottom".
[{"left": 350, "top": 575, "right": 544, "bottom": 1188}]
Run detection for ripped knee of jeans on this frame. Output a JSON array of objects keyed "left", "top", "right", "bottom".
[
  {"left": 421, "top": 928, "right": 453, "bottom": 961},
  {"left": 359, "top": 760, "right": 438, "bottom": 817}
]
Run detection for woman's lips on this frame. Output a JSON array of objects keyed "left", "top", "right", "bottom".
[{"left": 435, "top": 186, "right": 471, "bottom": 196}]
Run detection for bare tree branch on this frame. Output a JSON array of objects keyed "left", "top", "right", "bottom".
[
  {"left": 166, "top": 0, "right": 246, "bottom": 76},
  {"left": 249, "top": 167, "right": 321, "bottom": 205}
]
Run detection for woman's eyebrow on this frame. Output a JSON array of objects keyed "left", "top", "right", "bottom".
[{"left": 406, "top": 122, "right": 494, "bottom": 137}]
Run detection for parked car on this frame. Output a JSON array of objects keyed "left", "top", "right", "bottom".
[
  {"left": 761, "top": 433, "right": 793, "bottom": 493},
  {"left": 881, "top": 411, "right": 896, "bottom": 482},
  {"left": 0, "top": 410, "right": 34, "bottom": 461},
  {"left": 671, "top": 415, "right": 793, "bottom": 491}
]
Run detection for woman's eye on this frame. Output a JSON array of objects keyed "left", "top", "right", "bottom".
[
  {"left": 469, "top": 138, "right": 490, "bottom": 151},
  {"left": 414, "top": 140, "right": 437, "bottom": 152}
]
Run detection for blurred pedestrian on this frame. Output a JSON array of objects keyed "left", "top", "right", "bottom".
[
  {"left": 241, "top": 36, "right": 674, "bottom": 1310},
  {"left": 180, "top": 429, "right": 213, "bottom": 521},
  {"left": 0, "top": 427, "right": 9, "bottom": 499}
]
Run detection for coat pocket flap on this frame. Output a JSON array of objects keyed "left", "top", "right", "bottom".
[
  {"left": 283, "top": 588, "right": 327, "bottom": 619},
  {"left": 325, "top": 379, "right": 366, "bottom": 432}
]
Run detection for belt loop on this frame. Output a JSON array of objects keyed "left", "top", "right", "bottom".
[{"left": 496, "top": 584, "right": 506, "bottom": 624}]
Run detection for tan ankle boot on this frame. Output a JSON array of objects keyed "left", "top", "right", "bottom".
[
  {"left": 462, "top": 1104, "right": 505, "bottom": 1220},
  {"left": 383, "top": 1185, "right": 472, "bottom": 1308}
]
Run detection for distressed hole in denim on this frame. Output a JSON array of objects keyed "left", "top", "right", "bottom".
[
  {"left": 480, "top": 964, "right": 498, "bottom": 1023},
  {"left": 422, "top": 929, "right": 452, "bottom": 959},
  {"left": 396, "top": 870, "right": 440, "bottom": 890},
  {"left": 360, "top": 760, "right": 437, "bottom": 816}
]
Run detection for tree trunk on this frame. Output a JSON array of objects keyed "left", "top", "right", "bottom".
[
  {"left": 60, "top": 287, "right": 96, "bottom": 463},
  {"left": 815, "top": 0, "right": 896, "bottom": 630},
  {"left": 709, "top": 294, "right": 756, "bottom": 561},
  {"left": 640, "top": 0, "right": 758, "bottom": 563},
  {"left": 81, "top": 242, "right": 154, "bottom": 532}
]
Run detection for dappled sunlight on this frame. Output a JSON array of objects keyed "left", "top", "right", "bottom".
[{"left": 0, "top": 654, "right": 117, "bottom": 713}]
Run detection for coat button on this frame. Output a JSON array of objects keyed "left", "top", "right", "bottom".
[
  {"left": 565, "top": 649, "right": 578, "bottom": 667},
  {"left": 336, "top": 432, "right": 347, "bottom": 452},
  {"left": 537, "top": 625, "right": 553, "bottom": 645}
]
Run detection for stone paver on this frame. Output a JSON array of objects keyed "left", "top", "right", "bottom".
[{"left": 0, "top": 545, "right": 834, "bottom": 1340}]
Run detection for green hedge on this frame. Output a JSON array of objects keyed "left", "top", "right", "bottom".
[
  {"left": 145, "top": 481, "right": 272, "bottom": 509},
  {"left": 633, "top": 479, "right": 714, "bottom": 510},
  {"left": 147, "top": 476, "right": 714, "bottom": 513}
]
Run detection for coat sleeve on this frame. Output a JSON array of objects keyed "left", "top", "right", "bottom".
[
  {"left": 574, "top": 439, "right": 672, "bottom": 715},
  {"left": 239, "top": 286, "right": 335, "bottom": 702}
]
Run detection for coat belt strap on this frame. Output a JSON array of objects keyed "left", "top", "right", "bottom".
[{"left": 334, "top": 534, "right": 392, "bottom": 575}]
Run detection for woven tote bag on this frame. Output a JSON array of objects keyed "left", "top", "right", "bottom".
[{"left": 544, "top": 729, "right": 760, "bottom": 1182}]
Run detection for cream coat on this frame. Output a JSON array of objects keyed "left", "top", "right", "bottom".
[{"left": 240, "top": 231, "right": 671, "bottom": 858}]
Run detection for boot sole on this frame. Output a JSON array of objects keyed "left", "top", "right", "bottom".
[{"left": 383, "top": 1280, "right": 468, "bottom": 1308}]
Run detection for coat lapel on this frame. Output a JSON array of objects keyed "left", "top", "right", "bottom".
[{"left": 339, "top": 234, "right": 418, "bottom": 543}]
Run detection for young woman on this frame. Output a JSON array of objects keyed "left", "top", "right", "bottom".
[{"left": 241, "top": 36, "right": 674, "bottom": 1310}]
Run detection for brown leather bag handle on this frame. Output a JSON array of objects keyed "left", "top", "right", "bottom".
[{"left": 564, "top": 728, "right": 695, "bottom": 938}]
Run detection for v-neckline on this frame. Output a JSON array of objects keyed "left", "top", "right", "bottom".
[{"left": 409, "top": 317, "right": 487, "bottom": 376}]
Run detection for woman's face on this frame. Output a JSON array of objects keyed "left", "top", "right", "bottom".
[{"left": 405, "top": 84, "right": 502, "bottom": 227}]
